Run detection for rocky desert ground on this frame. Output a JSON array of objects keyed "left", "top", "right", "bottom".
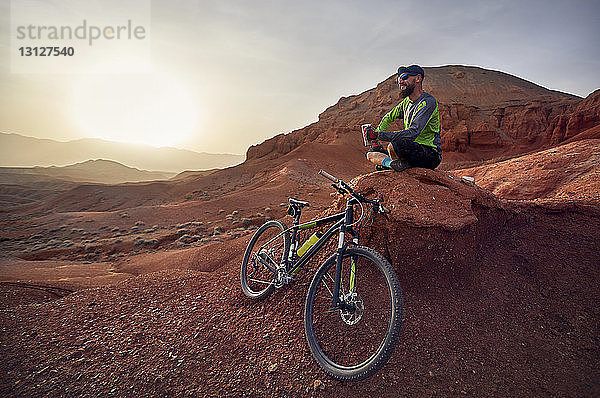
[{"left": 1, "top": 66, "right": 599, "bottom": 397}]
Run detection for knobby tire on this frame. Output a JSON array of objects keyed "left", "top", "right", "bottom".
[
  {"left": 304, "top": 246, "right": 403, "bottom": 380},
  {"left": 240, "top": 220, "right": 290, "bottom": 300}
]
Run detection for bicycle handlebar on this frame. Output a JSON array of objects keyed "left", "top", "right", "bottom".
[
  {"left": 318, "top": 169, "right": 390, "bottom": 215},
  {"left": 318, "top": 169, "right": 339, "bottom": 183}
]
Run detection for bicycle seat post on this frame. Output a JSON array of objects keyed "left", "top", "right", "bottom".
[
  {"left": 286, "top": 200, "right": 303, "bottom": 271},
  {"left": 288, "top": 198, "right": 308, "bottom": 226},
  {"left": 294, "top": 207, "right": 301, "bottom": 226}
]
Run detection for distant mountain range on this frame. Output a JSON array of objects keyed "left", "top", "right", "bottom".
[
  {"left": 0, "top": 159, "right": 182, "bottom": 208},
  {"left": 0, "top": 133, "right": 244, "bottom": 172},
  {"left": 0, "top": 159, "right": 176, "bottom": 186}
]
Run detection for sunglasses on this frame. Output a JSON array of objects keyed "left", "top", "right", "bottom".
[{"left": 398, "top": 73, "right": 416, "bottom": 81}]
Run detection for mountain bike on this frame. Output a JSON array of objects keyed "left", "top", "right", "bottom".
[{"left": 240, "top": 169, "right": 403, "bottom": 381}]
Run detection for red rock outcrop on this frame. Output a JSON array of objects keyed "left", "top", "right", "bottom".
[
  {"left": 544, "top": 89, "right": 600, "bottom": 144},
  {"left": 452, "top": 138, "right": 600, "bottom": 201}
]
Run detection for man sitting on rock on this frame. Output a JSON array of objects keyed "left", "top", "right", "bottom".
[{"left": 366, "top": 65, "right": 442, "bottom": 172}]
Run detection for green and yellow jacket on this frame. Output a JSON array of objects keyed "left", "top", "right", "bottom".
[{"left": 376, "top": 91, "right": 441, "bottom": 152}]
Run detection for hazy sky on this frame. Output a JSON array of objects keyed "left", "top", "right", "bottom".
[{"left": 1, "top": 0, "right": 599, "bottom": 154}]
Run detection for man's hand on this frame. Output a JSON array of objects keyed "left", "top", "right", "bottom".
[{"left": 365, "top": 125, "right": 378, "bottom": 141}]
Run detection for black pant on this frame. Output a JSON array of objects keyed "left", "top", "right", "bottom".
[{"left": 391, "top": 138, "right": 441, "bottom": 169}]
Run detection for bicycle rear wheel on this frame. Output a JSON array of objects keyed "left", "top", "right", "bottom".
[
  {"left": 241, "top": 220, "right": 290, "bottom": 300},
  {"left": 304, "top": 246, "right": 403, "bottom": 380}
]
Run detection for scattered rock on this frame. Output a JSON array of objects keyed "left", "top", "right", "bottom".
[
  {"left": 178, "top": 234, "right": 201, "bottom": 244},
  {"left": 313, "top": 379, "right": 325, "bottom": 391}
]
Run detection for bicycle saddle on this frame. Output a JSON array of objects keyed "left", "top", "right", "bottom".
[{"left": 289, "top": 198, "right": 309, "bottom": 208}]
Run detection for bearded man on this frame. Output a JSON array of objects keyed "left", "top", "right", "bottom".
[{"left": 365, "top": 65, "right": 442, "bottom": 172}]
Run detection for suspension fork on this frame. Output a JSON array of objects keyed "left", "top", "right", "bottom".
[
  {"left": 349, "top": 228, "right": 359, "bottom": 292},
  {"left": 331, "top": 199, "right": 355, "bottom": 309}
]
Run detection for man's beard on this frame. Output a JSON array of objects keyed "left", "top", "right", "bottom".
[{"left": 401, "top": 82, "right": 415, "bottom": 98}]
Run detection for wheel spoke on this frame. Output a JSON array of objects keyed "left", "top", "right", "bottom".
[
  {"left": 322, "top": 275, "right": 335, "bottom": 298},
  {"left": 248, "top": 277, "right": 273, "bottom": 285}
]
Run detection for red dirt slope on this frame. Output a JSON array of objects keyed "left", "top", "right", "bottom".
[{"left": 1, "top": 169, "right": 599, "bottom": 397}]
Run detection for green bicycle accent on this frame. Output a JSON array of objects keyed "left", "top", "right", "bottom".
[
  {"left": 350, "top": 257, "right": 357, "bottom": 291},
  {"left": 299, "top": 221, "right": 316, "bottom": 230}
]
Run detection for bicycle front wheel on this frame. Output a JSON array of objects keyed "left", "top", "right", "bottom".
[
  {"left": 304, "top": 246, "right": 403, "bottom": 380},
  {"left": 241, "top": 220, "right": 290, "bottom": 300}
]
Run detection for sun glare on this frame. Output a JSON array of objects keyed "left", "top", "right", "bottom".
[{"left": 71, "top": 67, "right": 199, "bottom": 148}]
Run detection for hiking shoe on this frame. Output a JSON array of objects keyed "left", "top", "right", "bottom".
[
  {"left": 368, "top": 143, "right": 388, "bottom": 155},
  {"left": 390, "top": 159, "right": 411, "bottom": 172},
  {"left": 376, "top": 165, "right": 391, "bottom": 171}
]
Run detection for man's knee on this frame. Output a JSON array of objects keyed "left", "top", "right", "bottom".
[
  {"left": 366, "top": 151, "right": 377, "bottom": 163},
  {"left": 366, "top": 151, "right": 388, "bottom": 165},
  {"left": 387, "top": 142, "right": 397, "bottom": 159}
]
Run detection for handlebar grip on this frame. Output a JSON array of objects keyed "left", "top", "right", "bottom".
[{"left": 318, "top": 169, "right": 339, "bottom": 183}]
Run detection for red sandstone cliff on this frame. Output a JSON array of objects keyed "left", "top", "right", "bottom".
[{"left": 544, "top": 89, "right": 600, "bottom": 144}]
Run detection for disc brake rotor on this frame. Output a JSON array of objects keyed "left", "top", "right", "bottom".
[{"left": 340, "top": 292, "right": 364, "bottom": 325}]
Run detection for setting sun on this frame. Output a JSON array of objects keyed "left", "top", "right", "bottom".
[{"left": 70, "top": 70, "right": 199, "bottom": 148}]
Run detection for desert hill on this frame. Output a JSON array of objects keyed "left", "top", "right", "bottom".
[
  {"left": 1, "top": 159, "right": 174, "bottom": 185},
  {"left": 1, "top": 65, "right": 599, "bottom": 396},
  {"left": 0, "top": 174, "right": 76, "bottom": 210},
  {"left": 0, "top": 133, "right": 244, "bottom": 173},
  {"left": 0, "top": 159, "right": 176, "bottom": 210},
  {"left": 32, "top": 159, "right": 175, "bottom": 183}
]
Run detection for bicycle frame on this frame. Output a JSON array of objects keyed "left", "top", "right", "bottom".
[
  {"left": 242, "top": 169, "right": 400, "bottom": 381},
  {"left": 258, "top": 197, "right": 361, "bottom": 309}
]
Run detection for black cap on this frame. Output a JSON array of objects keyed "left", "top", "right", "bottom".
[{"left": 397, "top": 65, "right": 424, "bottom": 78}]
